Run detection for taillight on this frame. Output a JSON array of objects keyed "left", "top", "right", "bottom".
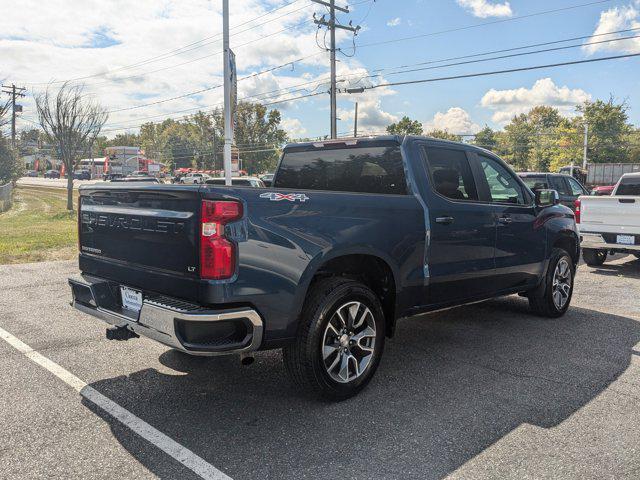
[
  {"left": 200, "top": 200, "right": 242, "bottom": 279},
  {"left": 574, "top": 198, "right": 581, "bottom": 224}
]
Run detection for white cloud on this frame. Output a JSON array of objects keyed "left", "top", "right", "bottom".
[
  {"left": 583, "top": 3, "right": 640, "bottom": 55},
  {"left": 0, "top": 0, "right": 327, "bottom": 137},
  {"left": 387, "top": 17, "right": 401, "bottom": 27},
  {"left": 480, "top": 78, "right": 592, "bottom": 124},
  {"left": 281, "top": 117, "right": 307, "bottom": 138},
  {"left": 335, "top": 61, "right": 399, "bottom": 134},
  {"left": 423, "top": 107, "right": 481, "bottom": 134},
  {"left": 456, "top": 0, "right": 512, "bottom": 18}
]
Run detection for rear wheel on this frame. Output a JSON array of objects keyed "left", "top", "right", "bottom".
[
  {"left": 528, "top": 248, "right": 575, "bottom": 318},
  {"left": 583, "top": 248, "right": 607, "bottom": 266},
  {"left": 283, "top": 278, "right": 385, "bottom": 401}
]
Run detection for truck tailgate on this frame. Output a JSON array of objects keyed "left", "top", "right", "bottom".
[
  {"left": 580, "top": 196, "right": 640, "bottom": 234},
  {"left": 79, "top": 186, "right": 200, "bottom": 277}
]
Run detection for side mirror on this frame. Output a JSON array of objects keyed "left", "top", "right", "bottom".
[{"left": 535, "top": 189, "right": 560, "bottom": 208}]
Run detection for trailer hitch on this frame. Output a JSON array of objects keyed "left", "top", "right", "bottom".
[{"left": 106, "top": 326, "right": 140, "bottom": 341}]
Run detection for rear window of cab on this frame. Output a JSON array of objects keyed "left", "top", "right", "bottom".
[{"left": 274, "top": 145, "right": 407, "bottom": 195}]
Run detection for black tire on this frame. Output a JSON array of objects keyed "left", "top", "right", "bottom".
[
  {"left": 583, "top": 248, "right": 607, "bottom": 266},
  {"left": 528, "top": 248, "right": 575, "bottom": 318},
  {"left": 283, "top": 277, "right": 386, "bottom": 401}
]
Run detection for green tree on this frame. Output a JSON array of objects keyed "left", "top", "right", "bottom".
[
  {"left": 426, "top": 129, "right": 462, "bottom": 142},
  {"left": 106, "top": 132, "right": 140, "bottom": 147},
  {"left": 578, "top": 98, "right": 633, "bottom": 164},
  {"left": 386, "top": 116, "right": 423, "bottom": 135},
  {"left": 527, "top": 106, "right": 563, "bottom": 172},
  {"left": 222, "top": 102, "right": 287, "bottom": 174},
  {"left": 473, "top": 126, "right": 497, "bottom": 151},
  {"left": 499, "top": 114, "right": 534, "bottom": 171},
  {"left": 549, "top": 118, "right": 583, "bottom": 172},
  {"left": 0, "top": 135, "right": 20, "bottom": 184}
]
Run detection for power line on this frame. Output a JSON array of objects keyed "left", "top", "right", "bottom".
[
  {"left": 105, "top": 50, "right": 325, "bottom": 114},
  {"left": 347, "top": 33, "right": 640, "bottom": 85},
  {"left": 343, "top": 52, "right": 640, "bottom": 92},
  {"left": 24, "top": 1, "right": 312, "bottom": 86}
]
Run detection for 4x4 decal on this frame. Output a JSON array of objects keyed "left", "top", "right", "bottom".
[{"left": 260, "top": 192, "right": 309, "bottom": 202}]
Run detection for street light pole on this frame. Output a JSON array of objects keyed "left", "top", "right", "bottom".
[{"left": 222, "top": 0, "right": 232, "bottom": 186}]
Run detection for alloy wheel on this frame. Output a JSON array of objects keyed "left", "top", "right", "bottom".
[
  {"left": 552, "top": 258, "right": 572, "bottom": 310},
  {"left": 321, "top": 301, "right": 377, "bottom": 383}
]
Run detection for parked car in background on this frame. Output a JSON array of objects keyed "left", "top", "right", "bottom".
[
  {"left": 72, "top": 169, "right": 91, "bottom": 180},
  {"left": 518, "top": 172, "right": 589, "bottom": 211},
  {"left": 577, "top": 172, "right": 640, "bottom": 266},
  {"left": 205, "top": 177, "right": 265, "bottom": 187},
  {"left": 260, "top": 173, "right": 275, "bottom": 187},
  {"left": 180, "top": 172, "right": 209, "bottom": 184},
  {"left": 591, "top": 185, "right": 615, "bottom": 196},
  {"left": 44, "top": 170, "right": 60, "bottom": 179},
  {"left": 70, "top": 135, "right": 579, "bottom": 400},
  {"left": 25, "top": 170, "right": 38, "bottom": 177}
]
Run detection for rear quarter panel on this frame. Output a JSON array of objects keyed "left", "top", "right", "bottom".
[{"left": 203, "top": 185, "right": 426, "bottom": 343}]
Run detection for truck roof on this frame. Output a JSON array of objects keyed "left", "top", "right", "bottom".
[{"left": 282, "top": 135, "right": 492, "bottom": 152}]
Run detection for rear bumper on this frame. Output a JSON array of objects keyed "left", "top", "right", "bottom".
[
  {"left": 580, "top": 232, "right": 640, "bottom": 252},
  {"left": 69, "top": 274, "right": 263, "bottom": 356}
]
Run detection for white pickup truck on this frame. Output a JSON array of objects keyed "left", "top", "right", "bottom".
[{"left": 577, "top": 172, "right": 640, "bottom": 266}]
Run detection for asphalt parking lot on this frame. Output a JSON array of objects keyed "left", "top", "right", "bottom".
[{"left": 1, "top": 256, "right": 639, "bottom": 479}]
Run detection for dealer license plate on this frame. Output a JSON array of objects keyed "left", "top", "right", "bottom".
[
  {"left": 616, "top": 234, "right": 635, "bottom": 245},
  {"left": 120, "top": 286, "right": 143, "bottom": 313}
]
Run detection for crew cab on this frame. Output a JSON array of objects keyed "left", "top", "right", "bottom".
[
  {"left": 577, "top": 172, "right": 640, "bottom": 266},
  {"left": 69, "top": 136, "right": 579, "bottom": 399}
]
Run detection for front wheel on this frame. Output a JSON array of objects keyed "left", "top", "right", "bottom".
[
  {"left": 528, "top": 248, "right": 575, "bottom": 318},
  {"left": 283, "top": 278, "right": 385, "bottom": 401},
  {"left": 583, "top": 248, "right": 607, "bottom": 266}
]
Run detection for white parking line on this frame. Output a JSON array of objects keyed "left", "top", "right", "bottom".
[{"left": 0, "top": 326, "right": 231, "bottom": 480}]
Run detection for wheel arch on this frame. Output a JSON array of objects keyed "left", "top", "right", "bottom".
[
  {"left": 552, "top": 229, "right": 580, "bottom": 264},
  {"left": 295, "top": 248, "right": 400, "bottom": 338}
]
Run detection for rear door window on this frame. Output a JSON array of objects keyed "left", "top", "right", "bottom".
[
  {"left": 422, "top": 147, "right": 479, "bottom": 201},
  {"left": 274, "top": 145, "right": 407, "bottom": 195},
  {"left": 616, "top": 177, "right": 640, "bottom": 195}
]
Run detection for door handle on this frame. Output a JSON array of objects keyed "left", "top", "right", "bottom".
[
  {"left": 435, "top": 216, "right": 455, "bottom": 225},
  {"left": 497, "top": 216, "right": 513, "bottom": 224}
]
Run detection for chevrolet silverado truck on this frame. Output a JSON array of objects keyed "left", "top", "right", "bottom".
[
  {"left": 69, "top": 136, "right": 579, "bottom": 400},
  {"left": 577, "top": 172, "right": 640, "bottom": 266}
]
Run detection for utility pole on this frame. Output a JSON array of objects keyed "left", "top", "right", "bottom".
[
  {"left": 582, "top": 123, "right": 589, "bottom": 170},
  {"left": 222, "top": 0, "right": 232, "bottom": 185},
  {"left": 312, "top": 1, "right": 359, "bottom": 139},
  {"left": 2, "top": 84, "right": 26, "bottom": 148},
  {"left": 353, "top": 102, "right": 358, "bottom": 137}
]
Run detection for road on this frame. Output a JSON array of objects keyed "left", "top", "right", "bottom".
[{"left": 1, "top": 256, "right": 639, "bottom": 479}]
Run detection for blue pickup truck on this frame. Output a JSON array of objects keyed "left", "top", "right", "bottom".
[{"left": 69, "top": 136, "right": 579, "bottom": 399}]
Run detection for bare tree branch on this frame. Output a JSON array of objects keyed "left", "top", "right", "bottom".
[{"left": 35, "top": 82, "right": 108, "bottom": 210}]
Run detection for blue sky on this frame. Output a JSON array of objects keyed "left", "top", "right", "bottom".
[{"left": 1, "top": 0, "right": 638, "bottom": 139}]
